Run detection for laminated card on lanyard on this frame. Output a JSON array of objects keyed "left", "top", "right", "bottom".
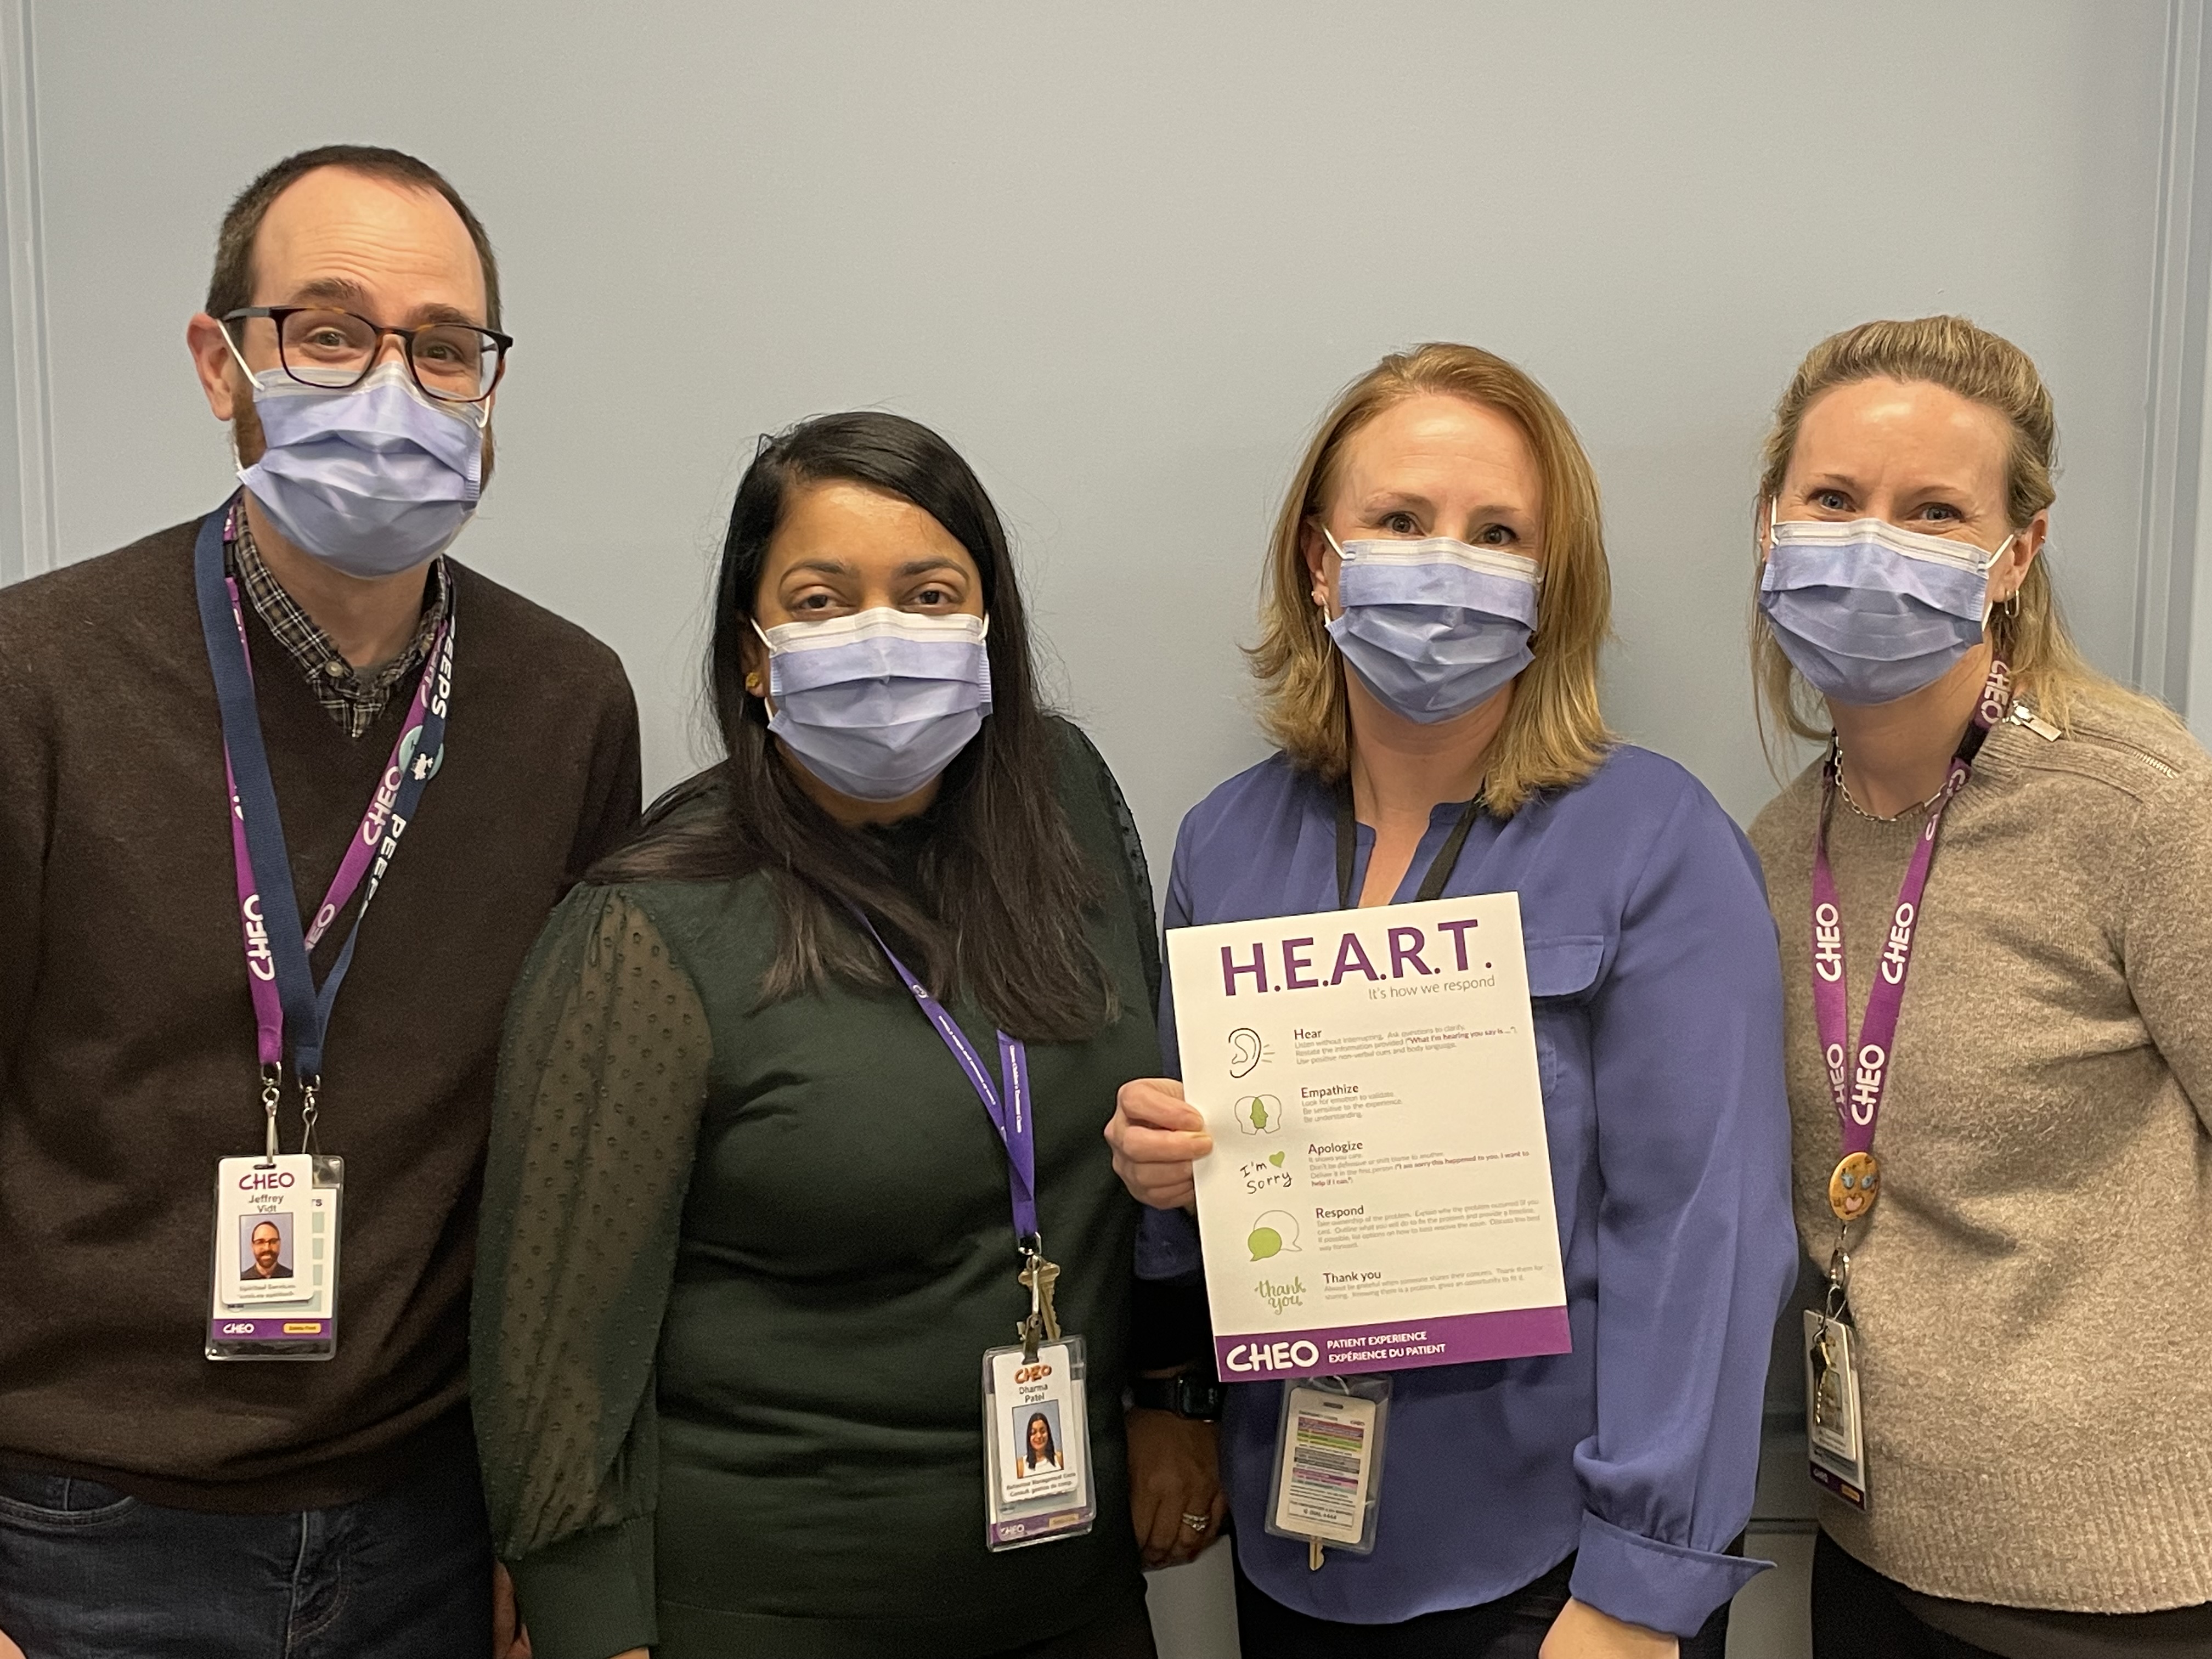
[
  {"left": 850, "top": 910, "right": 1096, "bottom": 1551},
  {"left": 194, "top": 496, "right": 453, "bottom": 1361},
  {"left": 1802, "top": 658, "right": 2011, "bottom": 1507}
]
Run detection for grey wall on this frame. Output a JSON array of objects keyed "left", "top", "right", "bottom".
[{"left": 0, "top": 1, "right": 2186, "bottom": 858}]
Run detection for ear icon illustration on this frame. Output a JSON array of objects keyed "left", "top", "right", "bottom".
[{"left": 1228, "top": 1028, "right": 1262, "bottom": 1078}]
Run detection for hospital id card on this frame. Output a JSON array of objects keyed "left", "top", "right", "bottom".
[
  {"left": 1266, "top": 1375, "right": 1390, "bottom": 1556},
  {"left": 980, "top": 1337, "right": 1095, "bottom": 1550},
  {"left": 207, "top": 1154, "right": 342, "bottom": 1361}
]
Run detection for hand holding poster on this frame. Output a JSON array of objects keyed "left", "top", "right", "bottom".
[{"left": 1165, "top": 892, "right": 1569, "bottom": 1379}]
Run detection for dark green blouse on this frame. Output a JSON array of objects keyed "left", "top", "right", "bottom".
[{"left": 472, "top": 725, "right": 1161, "bottom": 1659}]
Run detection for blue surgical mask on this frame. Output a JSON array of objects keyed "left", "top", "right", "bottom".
[
  {"left": 1760, "top": 510, "right": 2011, "bottom": 706},
  {"left": 235, "top": 360, "right": 486, "bottom": 580},
  {"left": 1322, "top": 530, "right": 1542, "bottom": 724},
  {"left": 755, "top": 608, "right": 993, "bottom": 801}
]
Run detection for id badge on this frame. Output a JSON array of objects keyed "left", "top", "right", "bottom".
[
  {"left": 1265, "top": 1374, "right": 1391, "bottom": 1562},
  {"left": 981, "top": 1336, "right": 1095, "bottom": 1550},
  {"left": 1803, "top": 1308, "right": 1867, "bottom": 1509},
  {"left": 207, "top": 1154, "right": 343, "bottom": 1362}
]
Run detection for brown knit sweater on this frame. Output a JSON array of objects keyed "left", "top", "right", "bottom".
[
  {"left": 1748, "top": 687, "right": 2212, "bottom": 1613},
  {"left": 0, "top": 520, "right": 641, "bottom": 1511}
]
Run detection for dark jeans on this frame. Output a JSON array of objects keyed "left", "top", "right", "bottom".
[
  {"left": 0, "top": 1453, "right": 492, "bottom": 1659},
  {"left": 1233, "top": 1549, "right": 1731, "bottom": 1658}
]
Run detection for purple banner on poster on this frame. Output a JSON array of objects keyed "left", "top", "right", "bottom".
[{"left": 1214, "top": 1303, "right": 1572, "bottom": 1380}]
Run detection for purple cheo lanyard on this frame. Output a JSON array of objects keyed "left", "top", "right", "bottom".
[
  {"left": 206, "top": 498, "right": 453, "bottom": 1155},
  {"left": 849, "top": 912, "right": 1039, "bottom": 1249},
  {"left": 1810, "top": 659, "right": 2011, "bottom": 1237}
]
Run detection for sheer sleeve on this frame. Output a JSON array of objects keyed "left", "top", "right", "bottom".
[
  {"left": 471, "top": 883, "right": 710, "bottom": 1659},
  {"left": 1060, "top": 719, "right": 1163, "bottom": 1012}
]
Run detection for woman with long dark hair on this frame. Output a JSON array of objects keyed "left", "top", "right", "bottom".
[
  {"left": 471, "top": 413, "right": 1212, "bottom": 1659},
  {"left": 1023, "top": 1414, "right": 1064, "bottom": 1475}
]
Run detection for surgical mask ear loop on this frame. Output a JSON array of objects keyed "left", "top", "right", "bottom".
[
  {"left": 748, "top": 617, "right": 776, "bottom": 716},
  {"left": 1316, "top": 525, "right": 1344, "bottom": 612},
  {"left": 1978, "top": 535, "right": 2018, "bottom": 627}
]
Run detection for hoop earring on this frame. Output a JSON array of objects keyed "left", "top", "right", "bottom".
[{"left": 2003, "top": 592, "right": 2020, "bottom": 619}]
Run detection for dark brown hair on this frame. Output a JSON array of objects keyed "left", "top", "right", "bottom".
[
  {"left": 206, "top": 145, "right": 500, "bottom": 328},
  {"left": 598, "top": 411, "right": 1114, "bottom": 1044}
]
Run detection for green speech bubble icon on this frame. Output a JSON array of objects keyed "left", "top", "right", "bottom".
[{"left": 1247, "top": 1209, "right": 1300, "bottom": 1260}]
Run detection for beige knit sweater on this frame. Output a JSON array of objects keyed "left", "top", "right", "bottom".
[{"left": 1748, "top": 687, "right": 2212, "bottom": 1613}]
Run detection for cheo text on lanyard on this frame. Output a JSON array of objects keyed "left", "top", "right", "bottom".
[
  {"left": 1810, "top": 658, "right": 2010, "bottom": 1240},
  {"left": 193, "top": 496, "right": 454, "bottom": 1155},
  {"left": 850, "top": 911, "right": 1063, "bottom": 1359}
]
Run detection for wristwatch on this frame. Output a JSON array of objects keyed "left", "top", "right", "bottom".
[{"left": 1130, "top": 1372, "right": 1226, "bottom": 1421}]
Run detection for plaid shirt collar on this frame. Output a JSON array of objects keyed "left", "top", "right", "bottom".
[{"left": 226, "top": 513, "right": 449, "bottom": 741}]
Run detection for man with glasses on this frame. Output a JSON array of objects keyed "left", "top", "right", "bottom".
[{"left": 0, "top": 145, "right": 640, "bottom": 1656}]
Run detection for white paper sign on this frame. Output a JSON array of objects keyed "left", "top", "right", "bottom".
[{"left": 1167, "top": 892, "right": 1570, "bottom": 1378}]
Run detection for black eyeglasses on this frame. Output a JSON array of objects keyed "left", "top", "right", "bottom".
[{"left": 222, "top": 307, "right": 511, "bottom": 404}]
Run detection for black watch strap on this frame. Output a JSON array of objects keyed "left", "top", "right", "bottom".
[{"left": 1131, "top": 1373, "right": 1225, "bottom": 1421}]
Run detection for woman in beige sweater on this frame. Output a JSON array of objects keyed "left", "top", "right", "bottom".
[{"left": 1743, "top": 315, "right": 2212, "bottom": 1659}]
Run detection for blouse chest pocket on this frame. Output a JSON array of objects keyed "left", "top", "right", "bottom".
[{"left": 1525, "top": 934, "right": 1607, "bottom": 1104}]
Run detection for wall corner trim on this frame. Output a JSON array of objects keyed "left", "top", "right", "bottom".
[
  {"left": 1, "top": 0, "right": 55, "bottom": 584},
  {"left": 2137, "top": 0, "right": 2212, "bottom": 715}
]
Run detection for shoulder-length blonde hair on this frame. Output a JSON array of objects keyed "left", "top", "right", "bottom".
[
  {"left": 1753, "top": 314, "right": 2164, "bottom": 752},
  {"left": 1248, "top": 342, "right": 1613, "bottom": 817}
]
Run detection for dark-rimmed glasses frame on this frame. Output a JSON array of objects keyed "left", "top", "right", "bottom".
[{"left": 222, "top": 307, "right": 512, "bottom": 404}]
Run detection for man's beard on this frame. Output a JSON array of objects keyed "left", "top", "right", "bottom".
[{"left": 230, "top": 369, "right": 496, "bottom": 485}]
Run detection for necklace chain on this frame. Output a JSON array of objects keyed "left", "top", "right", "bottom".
[{"left": 1830, "top": 737, "right": 1946, "bottom": 823}]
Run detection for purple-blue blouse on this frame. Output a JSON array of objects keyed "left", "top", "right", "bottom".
[{"left": 1138, "top": 745, "right": 1797, "bottom": 1637}]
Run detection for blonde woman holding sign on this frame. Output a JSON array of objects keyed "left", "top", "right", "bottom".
[
  {"left": 1108, "top": 344, "right": 1797, "bottom": 1658},
  {"left": 1746, "top": 315, "right": 2212, "bottom": 1658}
]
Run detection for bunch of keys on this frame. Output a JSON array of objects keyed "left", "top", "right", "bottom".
[
  {"left": 1017, "top": 1243, "right": 1062, "bottom": 1361},
  {"left": 1811, "top": 1319, "right": 1847, "bottom": 1431},
  {"left": 1813, "top": 1239, "right": 1850, "bottom": 1425},
  {"left": 1802, "top": 1237, "right": 1867, "bottom": 1508}
]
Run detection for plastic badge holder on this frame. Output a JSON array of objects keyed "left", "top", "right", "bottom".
[
  {"left": 206, "top": 1153, "right": 343, "bottom": 1362},
  {"left": 1265, "top": 1372, "right": 1391, "bottom": 1559},
  {"left": 981, "top": 1336, "right": 1097, "bottom": 1551}
]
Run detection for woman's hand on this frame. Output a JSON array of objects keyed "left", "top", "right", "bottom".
[
  {"left": 0, "top": 1624, "right": 22, "bottom": 1659},
  {"left": 1105, "top": 1079, "right": 1212, "bottom": 1209},
  {"left": 1539, "top": 1599, "right": 1679, "bottom": 1658},
  {"left": 492, "top": 1563, "right": 533, "bottom": 1658},
  {"left": 1125, "top": 1404, "right": 1227, "bottom": 1567}
]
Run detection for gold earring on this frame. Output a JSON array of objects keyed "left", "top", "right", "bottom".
[{"left": 746, "top": 672, "right": 764, "bottom": 695}]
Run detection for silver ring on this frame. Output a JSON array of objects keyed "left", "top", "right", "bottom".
[{"left": 1181, "top": 1512, "right": 1209, "bottom": 1532}]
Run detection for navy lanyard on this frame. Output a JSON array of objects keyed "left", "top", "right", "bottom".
[
  {"left": 1334, "top": 787, "right": 1485, "bottom": 910},
  {"left": 191, "top": 499, "right": 453, "bottom": 1092},
  {"left": 851, "top": 912, "right": 1037, "bottom": 1248}
]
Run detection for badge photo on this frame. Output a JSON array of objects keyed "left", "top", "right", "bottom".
[{"left": 233, "top": 1211, "right": 298, "bottom": 1299}]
